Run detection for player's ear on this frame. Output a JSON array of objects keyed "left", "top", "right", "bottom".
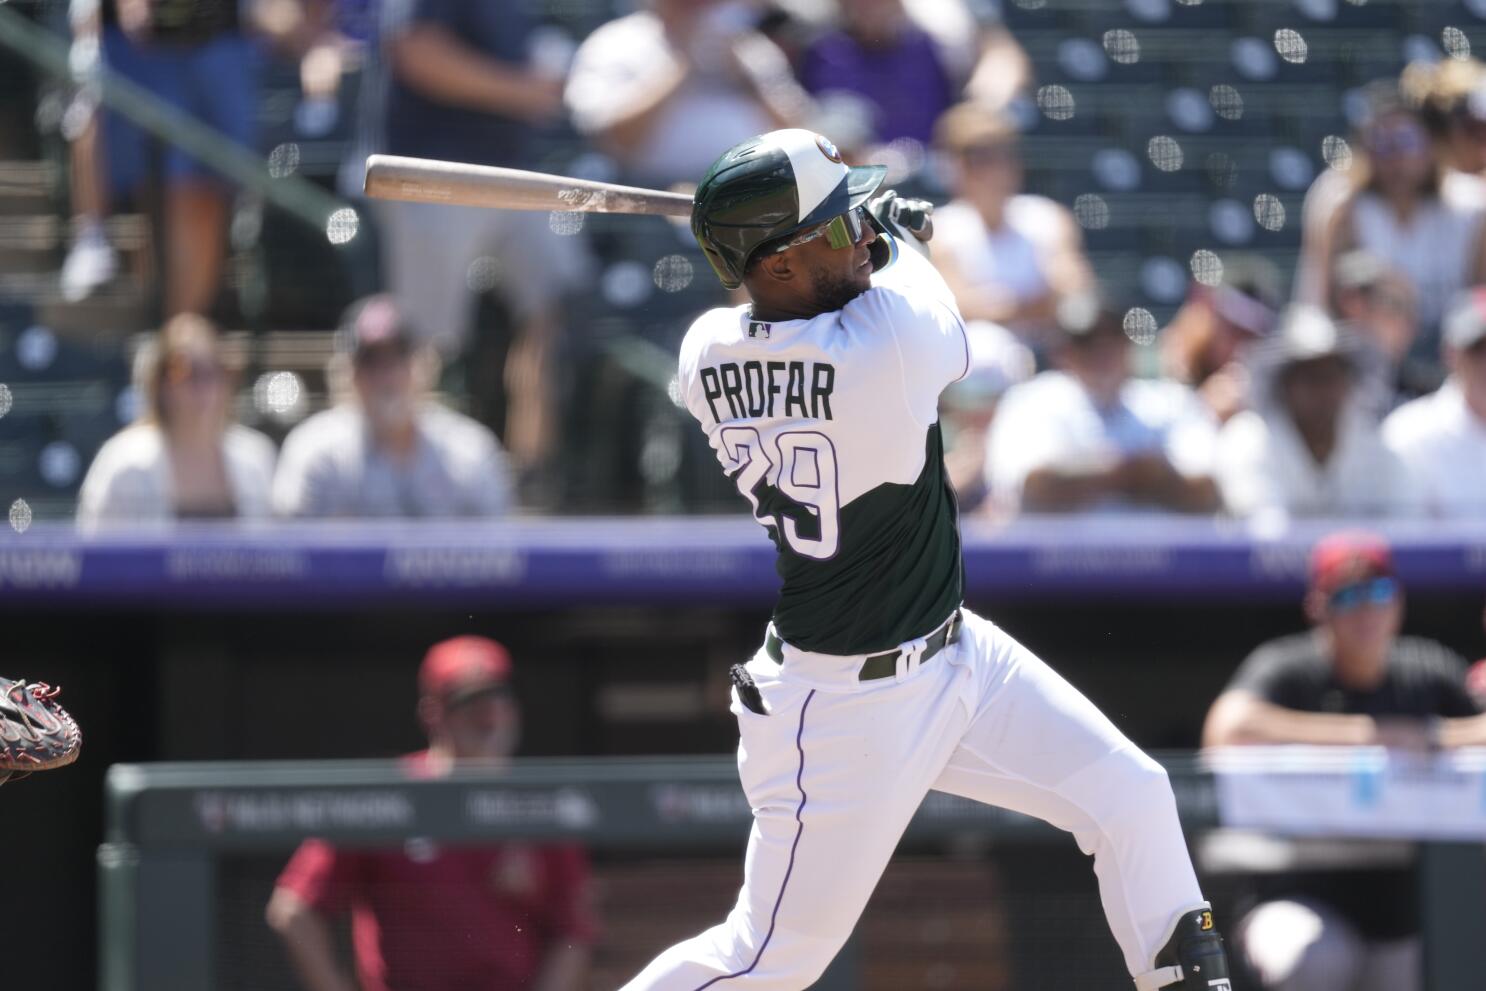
[{"left": 755, "top": 249, "right": 796, "bottom": 284}]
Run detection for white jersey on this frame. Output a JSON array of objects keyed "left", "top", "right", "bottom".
[{"left": 678, "top": 237, "right": 969, "bottom": 654}]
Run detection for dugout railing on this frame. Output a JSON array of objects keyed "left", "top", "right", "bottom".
[{"left": 99, "top": 752, "right": 1486, "bottom": 991}]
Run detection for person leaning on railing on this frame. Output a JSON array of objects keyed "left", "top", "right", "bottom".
[
  {"left": 75, "top": 312, "right": 276, "bottom": 529},
  {"left": 1202, "top": 531, "right": 1486, "bottom": 991}
]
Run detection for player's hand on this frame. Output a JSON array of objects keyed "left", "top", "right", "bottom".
[
  {"left": 1113, "top": 452, "right": 1180, "bottom": 500},
  {"left": 868, "top": 190, "right": 934, "bottom": 243},
  {"left": 511, "top": 74, "right": 566, "bottom": 125},
  {"left": 1372, "top": 717, "right": 1437, "bottom": 752}
]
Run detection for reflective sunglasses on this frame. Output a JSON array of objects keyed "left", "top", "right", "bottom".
[
  {"left": 770, "top": 206, "right": 869, "bottom": 254},
  {"left": 1328, "top": 576, "right": 1399, "bottom": 613}
]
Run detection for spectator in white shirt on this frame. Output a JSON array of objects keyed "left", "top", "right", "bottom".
[
  {"left": 564, "top": 0, "right": 812, "bottom": 186},
  {"left": 985, "top": 296, "right": 1220, "bottom": 515},
  {"left": 941, "top": 321, "right": 1034, "bottom": 514},
  {"left": 1382, "top": 290, "right": 1486, "bottom": 518},
  {"left": 77, "top": 313, "right": 275, "bottom": 530},
  {"left": 273, "top": 296, "right": 513, "bottom": 519},
  {"left": 930, "top": 102, "right": 1093, "bottom": 351},
  {"left": 1303, "top": 82, "right": 1486, "bottom": 356},
  {"left": 1217, "top": 306, "right": 1419, "bottom": 522}
]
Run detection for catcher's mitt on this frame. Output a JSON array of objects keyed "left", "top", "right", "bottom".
[{"left": 0, "top": 676, "right": 81, "bottom": 785}]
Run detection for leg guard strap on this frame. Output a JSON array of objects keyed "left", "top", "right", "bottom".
[{"left": 1133, "top": 964, "right": 1185, "bottom": 990}]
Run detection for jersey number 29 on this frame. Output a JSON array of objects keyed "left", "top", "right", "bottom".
[{"left": 719, "top": 427, "right": 840, "bottom": 560}]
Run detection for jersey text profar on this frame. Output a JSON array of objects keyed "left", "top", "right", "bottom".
[{"left": 698, "top": 360, "right": 836, "bottom": 424}]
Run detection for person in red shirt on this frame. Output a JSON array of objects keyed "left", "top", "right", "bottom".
[{"left": 266, "top": 636, "right": 595, "bottom": 991}]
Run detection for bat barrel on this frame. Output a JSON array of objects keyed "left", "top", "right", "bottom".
[{"left": 363, "top": 155, "right": 695, "bottom": 218}]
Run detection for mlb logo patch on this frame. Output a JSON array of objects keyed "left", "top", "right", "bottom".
[{"left": 748, "top": 321, "right": 771, "bottom": 340}]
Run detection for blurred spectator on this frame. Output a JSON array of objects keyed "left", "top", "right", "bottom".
[
  {"left": 985, "top": 296, "right": 1219, "bottom": 515},
  {"left": 273, "top": 296, "right": 513, "bottom": 518},
  {"left": 1160, "top": 256, "right": 1282, "bottom": 424},
  {"left": 1303, "top": 82, "right": 1486, "bottom": 356},
  {"left": 1382, "top": 290, "right": 1486, "bottom": 518},
  {"left": 1328, "top": 250, "right": 1419, "bottom": 406},
  {"left": 1406, "top": 56, "right": 1486, "bottom": 212},
  {"left": 1215, "top": 306, "right": 1417, "bottom": 521},
  {"left": 1470, "top": 606, "right": 1486, "bottom": 707},
  {"left": 940, "top": 321, "right": 1034, "bottom": 514},
  {"left": 564, "top": 0, "right": 812, "bottom": 187},
  {"left": 931, "top": 103, "right": 1093, "bottom": 349},
  {"left": 903, "top": 0, "right": 1030, "bottom": 111},
  {"left": 797, "top": 0, "right": 1029, "bottom": 150},
  {"left": 77, "top": 313, "right": 275, "bottom": 528},
  {"left": 379, "top": 0, "right": 586, "bottom": 471},
  {"left": 60, "top": 0, "right": 309, "bottom": 313},
  {"left": 1203, "top": 532, "right": 1485, "bottom": 991},
  {"left": 798, "top": 0, "right": 958, "bottom": 148},
  {"left": 267, "top": 636, "right": 595, "bottom": 991}
]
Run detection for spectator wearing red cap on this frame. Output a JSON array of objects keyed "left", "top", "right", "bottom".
[
  {"left": 266, "top": 636, "right": 595, "bottom": 991},
  {"left": 1202, "top": 532, "right": 1486, "bottom": 991},
  {"left": 273, "top": 296, "right": 513, "bottom": 518},
  {"left": 1383, "top": 289, "right": 1486, "bottom": 517}
]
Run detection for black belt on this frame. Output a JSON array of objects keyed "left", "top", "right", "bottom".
[{"left": 765, "top": 610, "right": 963, "bottom": 682}]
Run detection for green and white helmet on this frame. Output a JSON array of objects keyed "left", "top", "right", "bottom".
[{"left": 691, "top": 129, "right": 887, "bottom": 289}]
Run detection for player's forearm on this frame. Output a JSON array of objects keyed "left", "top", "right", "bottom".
[
  {"left": 529, "top": 942, "right": 590, "bottom": 991},
  {"left": 267, "top": 896, "right": 359, "bottom": 991},
  {"left": 1204, "top": 695, "right": 1374, "bottom": 747},
  {"left": 391, "top": 27, "right": 550, "bottom": 118},
  {"left": 1156, "top": 474, "right": 1221, "bottom": 514},
  {"left": 1439, "top": 714, "right": 1486, "bottom": 748},
  {"left": 1019, "top": 466, "right": 1121, "bottom": 512}
]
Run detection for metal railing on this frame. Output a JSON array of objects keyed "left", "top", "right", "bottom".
[{"left": 99, "top": 751, "right": 1486, "bottom": 990}]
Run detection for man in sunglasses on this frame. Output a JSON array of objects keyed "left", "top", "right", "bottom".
[
  {"left": 622, "top": 129, "right": 1232, "bottom": 990},
  {"left": 1203, "top": 531, "right": 1484, "bottom": 991}
]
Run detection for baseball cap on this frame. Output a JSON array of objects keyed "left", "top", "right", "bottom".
[
  {"left": 1442, "top": 288, "right": 1486, "bottom": 351},
  {"left": 1309, "top": 531, "right": 1396, "bottom": 596},
  {"left": 418, "top": 636, "right": 513, "bottom": 707},
  {"left": 337, "top": 294, "right": 415, "bottom": 363}
]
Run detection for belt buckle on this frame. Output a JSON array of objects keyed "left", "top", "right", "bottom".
[{"left": 895, "top": 636, "right": 929, "bottom": 681}]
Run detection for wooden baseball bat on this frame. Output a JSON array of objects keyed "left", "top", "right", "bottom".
[{"left": 363, "top": 154, "right": 694, "bottom": 218}]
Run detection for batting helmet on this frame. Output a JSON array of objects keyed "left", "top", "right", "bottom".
[{"left": 692, "top": 129, "right": 887, "bottom": 290}]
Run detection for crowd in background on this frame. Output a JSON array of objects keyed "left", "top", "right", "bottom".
[{"left": 21, "top": 0, "right": 1486, "bottom": 526}]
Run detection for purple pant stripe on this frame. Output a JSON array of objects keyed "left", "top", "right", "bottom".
[{"left": 692, "top": 689, "right": 817, "bottom": 991}]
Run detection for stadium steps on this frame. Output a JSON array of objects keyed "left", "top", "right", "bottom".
[
  {"left": 589, "top": 858, "right": 1011, "bottom": 991},
  {"left": 0, "top": 159, "right": 55, "bottom": 215},
  {"left": 0, "top": 212, "right": 150, "bottom": 272}
]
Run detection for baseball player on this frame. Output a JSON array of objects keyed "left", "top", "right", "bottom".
[{"left": 620, "top": 130, "right": 1231, "bottom": 991}]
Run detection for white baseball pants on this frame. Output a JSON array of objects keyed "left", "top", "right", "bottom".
[{"left": 620, "top": 608, "right": 1206, "bottom": 990}]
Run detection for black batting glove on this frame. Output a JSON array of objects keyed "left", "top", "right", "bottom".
[{"left": 867, "top": 190, "right": 934, "bottom": 242}]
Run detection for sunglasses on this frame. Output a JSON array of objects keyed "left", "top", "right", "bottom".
[
  {"left": 1328, "top": 576, "right": 1399, "bottom": 613},
  {"left": 770, "top": 207, "right": 870, "bottom": 254}
]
